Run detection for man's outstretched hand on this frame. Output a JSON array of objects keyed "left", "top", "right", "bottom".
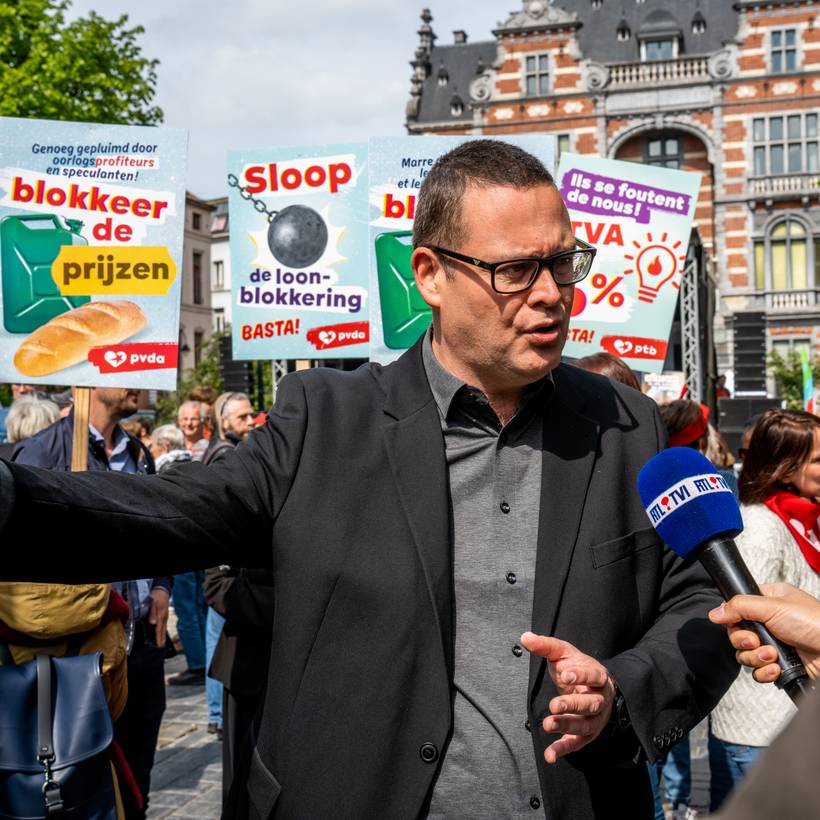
[{"left": 520, "top": 632, "right": 615, "bottom": 764}]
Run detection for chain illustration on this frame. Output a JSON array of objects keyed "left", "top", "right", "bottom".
[{"left": 227, "top": 173, "right": 279, "bottom": 223}]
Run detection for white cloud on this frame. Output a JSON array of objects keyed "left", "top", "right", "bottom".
[{"left": 69, "top": 1, "right": 506, "bottom": 196}]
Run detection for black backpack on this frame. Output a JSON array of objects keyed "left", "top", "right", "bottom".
[{"left": 0, "top": 647, "right": 117, "bottom": 819}]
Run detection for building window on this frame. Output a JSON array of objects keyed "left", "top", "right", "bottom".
[
  {"left": 193, "top": 251, "right": 203, "bottom": 305},
  {"left": 771, "top": 29, "right": 797, "bottom": 74},
  {"left": 450, "top": 94, "right": 463, "bottom": 117},
  {"left": 192, "top": 212, "right": 201, "bottom": 231},
  {"left": 772, "top": 337, "right": 811, "bottom": 361},
  {"left": 214, "top": 259, "right": 224, "bottom": 290},
  {"left": 591, "top": 0, "right": 602, "bottom": 9},
  {"left": 557, "top": 134, "right": 570, "bottom": 159},
  {"left": 754, "top": 217, "right": 810, "bottom": 291},
  {"left": 194, "top": 330, "right": 204, "bottom": 367},
  {"left": 753, "top": 114, "right": 818, "bottom": 176},
  {"left": 215, "top": 308, "right": 225, "bottom": 333},
  {"left": 645, "top": 134, "right": 681, "bottom": 169},
  {"left": 643, "top": 39, "right": 676, "bottom": 61},
  {"left": 524, "top": 54, "right": 549, "bottom": 97}
]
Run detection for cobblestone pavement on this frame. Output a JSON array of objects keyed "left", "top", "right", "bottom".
[{"left": 146, "top": 655, "right": 222, "bottom": 819}]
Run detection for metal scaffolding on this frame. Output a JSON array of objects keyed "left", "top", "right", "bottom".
[
  {"left": 271, "top": 360, "right": 288, "bottom": 403},
  {"left": 680, "top": 257, "right": 702, "bottom": 402}
]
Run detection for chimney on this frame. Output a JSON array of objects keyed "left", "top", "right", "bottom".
[{"left": 453, "top": 30, "right": 467, "bottom": 44}]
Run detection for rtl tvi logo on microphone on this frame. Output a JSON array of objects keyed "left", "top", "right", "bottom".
[{"left": 646, "top": 473, "right": 732, "bottom": 525}]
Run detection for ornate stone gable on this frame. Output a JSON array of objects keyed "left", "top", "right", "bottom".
[{"left": 494, "top": 0, "right": 580, "bottom": 36}]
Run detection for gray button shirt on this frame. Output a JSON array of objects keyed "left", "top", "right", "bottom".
[{"left": 423, "top": 333, "right": 553, "bottom": 819}]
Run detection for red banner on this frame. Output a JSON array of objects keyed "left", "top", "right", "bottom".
[
  {"left": 88, "top": 342, "right": 178, "bottom": 374},
  {"left": 306, "top": 321, "right": 369, "bottom": 351},
  {"left": 601, "top": 335, "right": 667, "bottom": 361}
]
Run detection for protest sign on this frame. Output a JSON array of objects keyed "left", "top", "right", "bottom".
[
  {"left": 368, "top": 135, "right": 556, "bottom": 364},
  {"left": 0, "top": 117, "right": 187, "bottom": 389},
  {"left": 228, "top": 143, "right": 368, "bottom": 360},
  {"left": 557, "top": 153, "right": 701, "bottom": 373}
]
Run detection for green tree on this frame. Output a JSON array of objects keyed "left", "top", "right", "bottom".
[
  {"left": 155, "top": 332, "right": 225, "bottom": 424},
  {"left": 767, "top": 348, "right": 820, "bottom": 409},
  {"left": 0, "top": 0, "right": 162, "bottom": 124}
]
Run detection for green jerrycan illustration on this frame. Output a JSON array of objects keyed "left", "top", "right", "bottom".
[
  {"left": 374, "top": 230, "right": 431, "bottom": 350},
  {"left": 1, "top": 214, "right": 90, "bottom": 334}
]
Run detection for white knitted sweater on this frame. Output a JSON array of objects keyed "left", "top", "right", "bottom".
[{"left": 710, "top": 503, "right": 820, "bottom": 746}]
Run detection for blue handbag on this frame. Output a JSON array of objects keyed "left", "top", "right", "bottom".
[{"left": 0, "top": 649, "right": 117, "bottom": 819}]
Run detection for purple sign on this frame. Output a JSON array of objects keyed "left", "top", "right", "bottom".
[{"left": 560, "top": 168, "right": 691, "bottom": 225}]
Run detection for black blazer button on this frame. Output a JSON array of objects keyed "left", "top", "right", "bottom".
[
  {"left": 524, "top": 719, "right": 532, "bottom": 732},
  {"left": 653, "top": 735, "right": 663, "bottom": 748},
  {"left": 530, "top": 796, "right": 541, "bottom": 809},
  {"left": 512, "top": 644, "right": 523, "bottom": 657},
  {"left": 419, "top": 742, "right": 439, "bottom": 764}
]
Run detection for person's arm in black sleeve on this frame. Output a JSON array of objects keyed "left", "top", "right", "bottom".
[
  {"left": 204, "top": 565, "right": 275, "bottom": 630},
  {"left": 204, "top": 565, "right": 237, "bottom": 617},
  {"left": 602, "top": 402, "right": 738, "bottom": 765},
  {"left": 0, "top": 375, "right": 308, "bottom": 584}
]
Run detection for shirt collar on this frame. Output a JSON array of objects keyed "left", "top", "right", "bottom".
[
  {"left": 421, "top": 327, "right": 554, "bottom": 421},
  {"left": 89, "top": 422, "right": 130, "bottom": 458}
]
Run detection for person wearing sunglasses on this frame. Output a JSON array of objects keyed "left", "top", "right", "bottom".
[{"left": 0, "top": 140, "right": 737, "bottom": 820}]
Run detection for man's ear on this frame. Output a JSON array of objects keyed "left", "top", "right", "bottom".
[{"left": 412, "top": 246, "right": 444, "bottom": 309}]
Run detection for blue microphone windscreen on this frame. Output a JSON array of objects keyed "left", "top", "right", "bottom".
[{"left": 638, "top": 447, "right": 743, "bottom": 559}]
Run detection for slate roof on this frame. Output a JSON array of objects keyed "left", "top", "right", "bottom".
[
  {"left": 409, "top": 2, "right": 740, "bottom": 126},
  {"left": 415, "top": 40, "right": 498, "bottom": 124},
  {"left": 547, "top": 0, "right": 738, "bottom": 62}
]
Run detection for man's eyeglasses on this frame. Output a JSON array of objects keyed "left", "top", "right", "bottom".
[{"left": 428, "top": 238, "right": 597, "bottom": 294}]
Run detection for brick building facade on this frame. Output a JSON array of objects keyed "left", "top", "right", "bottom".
[{"left": 405, "top": 0, "right": 820, "bottom": 388}]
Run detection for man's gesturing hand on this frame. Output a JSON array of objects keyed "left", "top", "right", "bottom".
[{"left": 520, "top": 632, "right": 615, "bottom": 764}]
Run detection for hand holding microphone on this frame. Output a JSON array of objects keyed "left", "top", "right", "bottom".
[
  {"left": 638, "top": 447, "right": 811, "bottom": 704},
  {"left": 709, "top": 582, "right": 820, "bottom": 683}
]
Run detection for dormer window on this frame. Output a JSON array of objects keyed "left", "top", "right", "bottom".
[
  {"left": 637, "top": 9, "right": 681, "bottom": 61},
  {"left": 616, "top": 18, "right": 631, "bottom": 42},
  {"left": 591, "top": 0, "right": 602, "bottom": 9},
  {"left": 643, "top": 38, "right": 677, "bottom": 61},
  {"left": 437, "top": 65, "right": 449, "bottom": 86},
  {"left": 691, "top": 11, "right": 706, "bottom": 36},
  {"left": 450, "top": 94, "right": 464, "bottom": 117}
]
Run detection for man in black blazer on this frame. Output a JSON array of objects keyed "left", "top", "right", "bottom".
[{"left": 0, "top": 140, "right": 737, "bottom": 819}]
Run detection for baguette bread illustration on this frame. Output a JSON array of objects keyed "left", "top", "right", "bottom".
[{"left": 14, "top": 300, "right": 147, "bottom": 376}]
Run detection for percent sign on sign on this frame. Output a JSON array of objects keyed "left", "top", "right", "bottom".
[{"left": 590, "top": 273, "right": 624, "bottom": 307}]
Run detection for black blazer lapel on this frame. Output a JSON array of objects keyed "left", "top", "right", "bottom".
[
  {"left": 382, "top": 340, "right": 454, "bottom": 674},
  {"left": 529, "top": 367, "right": 600, "bottom": 695}
]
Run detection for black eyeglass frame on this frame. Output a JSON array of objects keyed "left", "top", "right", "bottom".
[{"left": 428, "top": 237, "right": 597, "bottom": 293}]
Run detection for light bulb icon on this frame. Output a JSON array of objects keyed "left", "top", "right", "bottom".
[{"left": 624, "top": 233, "right": 686, "bottom": 304}]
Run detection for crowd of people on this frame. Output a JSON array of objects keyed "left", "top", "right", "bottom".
[
  {"left": 0, "top": 141, "right": 816, "bottom": 820},
  {"left": 0, "top": 373, "right": 814, "bottom": 818},
  {"left": 0, "top": 383, "right": 263, "bottom": 817}
]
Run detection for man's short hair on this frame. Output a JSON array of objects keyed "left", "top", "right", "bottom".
[
  {"left": 214, "top": 391, "right": 250, "bottom": 439},
  {"left": 177, "top": 400, "right": 202, "bottom": 420},
  {"left": 153, "top": 424, "right": 185, "bottom": 452},
  {"left": 6, "top": 396, "right": 60, "bottom": 443},
  {"left": 412, "top": 139, "right": 555, "bottom": 252}
]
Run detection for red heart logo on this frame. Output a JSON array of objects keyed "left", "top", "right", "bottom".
[{"left": 709, "top": 476, "right": 718, "bottom": 484}]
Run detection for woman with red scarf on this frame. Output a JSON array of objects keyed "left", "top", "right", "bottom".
[{"left": 709, "top": 408, "right": 820, "bottom": 811}]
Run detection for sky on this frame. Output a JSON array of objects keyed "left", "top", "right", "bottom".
[{"left": 70, "top": 0, "right": 514, "bottom": 199}]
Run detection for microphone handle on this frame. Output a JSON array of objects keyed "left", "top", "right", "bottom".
[{"left": 700, "top": 538, "right": 810, "bottom": 705}]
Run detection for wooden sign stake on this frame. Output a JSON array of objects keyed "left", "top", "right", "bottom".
[{"left": 70, "top": 387, "right": 91, "bottom": 472}]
